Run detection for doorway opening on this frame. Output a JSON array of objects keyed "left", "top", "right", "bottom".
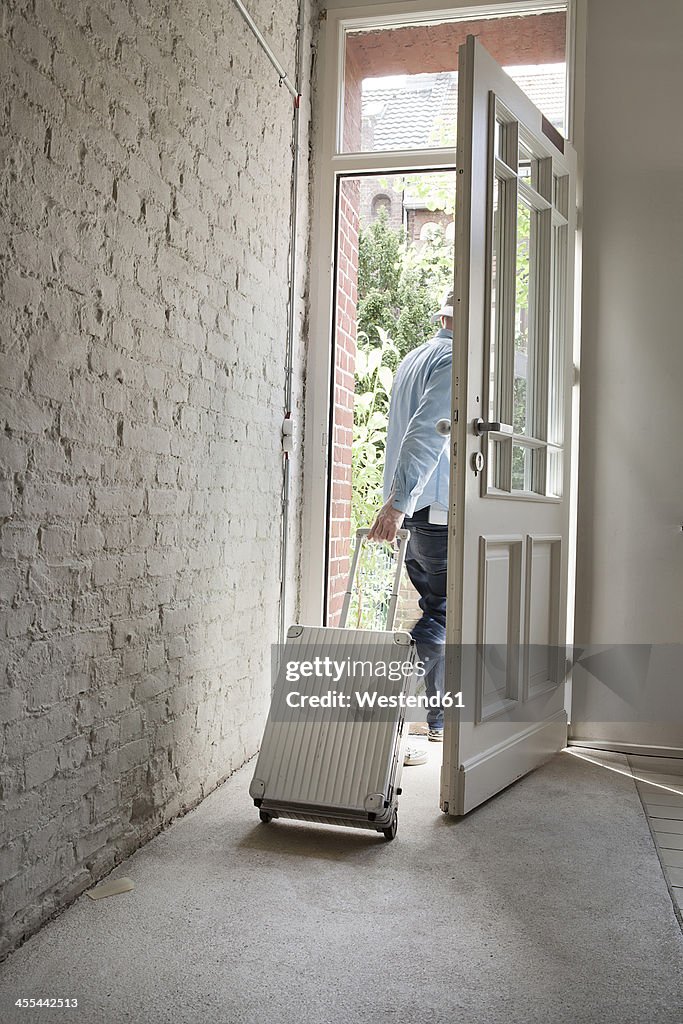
[
  {"left": 323, "top": 7, "right": 569, "bottom": 630},
  {"left": 327, "top": 170, "right": 456, "bottom": 631},
  {"left": 305, "top": 3, "right": 577, "bottom": 812}
]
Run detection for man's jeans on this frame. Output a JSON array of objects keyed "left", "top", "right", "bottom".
[{"left": 403, "top": 509, "right": 448, "bottom": 732}]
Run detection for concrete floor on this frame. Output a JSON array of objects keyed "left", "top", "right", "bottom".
[{"left": 1, "top": 747, "right": 682, "bottom": 1024}]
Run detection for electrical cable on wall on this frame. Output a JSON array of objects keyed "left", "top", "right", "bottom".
[
  {"left": 230, "top": 0, "right": 304, "bottom": 644},
  {"left": 231, "top": 0, "right": 301, "bottom": 106}
]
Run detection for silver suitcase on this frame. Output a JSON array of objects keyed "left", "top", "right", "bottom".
[{"left": 249, "top": 529, "right": 416, "bottom": 840}]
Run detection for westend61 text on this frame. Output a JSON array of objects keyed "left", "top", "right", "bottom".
[{"left": 285, "top": 691, "right": 465, "bottom": 709}]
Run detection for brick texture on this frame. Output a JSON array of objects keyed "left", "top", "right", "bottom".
[
  {"left": 0, "top": 0, "right": 315, "bottom": 957},
  {"left": 345, "top": 12, "right": 567, "bottom": 78},
  {"left": 326, "top": 44, "right": 361, "bottom": 626},
  {"left": 327, "top": 178, "right": 358, "bottom": 626}
]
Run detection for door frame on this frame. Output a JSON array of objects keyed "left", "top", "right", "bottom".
[{"left": 300, "top": 0, "right": 586, "bottom": 631}]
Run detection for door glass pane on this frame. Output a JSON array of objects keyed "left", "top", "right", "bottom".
[
  {"left": 553, "top": 173, "right": 569, "bottom": 218},
  {"left": 512, "top": 443, "right": 533, "bottom": 492},
  {"left": 518, "top": 140, "right": 537, "bottom": 188},
  {"left": 488, "top": 176, "right": 500, "bottom": 422},
  {"left": 514, "top": 199, "right": 534, "bottom": 437},
  {"left": 548, "top": 224, "right": 567, "bottom": 446},
  {"left": 547, "top": 447, "right": 563, "bottom": 498},
  {"left": 486, "top": 82, "right": 569, "bottom": 501},
  {"left": 494, "top": 118, "right": 504, "bottom": 160},
  {"left": 487, "top": 437, "right": 511, "bottom": 492},
  {"left": 495, "top": 116, "right": 515, "bottom": 166}
]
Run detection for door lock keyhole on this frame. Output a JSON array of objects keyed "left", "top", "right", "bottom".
[{"left": 471, "top": 452, "right": 484, "bottom": 477}]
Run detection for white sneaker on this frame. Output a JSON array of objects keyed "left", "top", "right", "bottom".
[{"left": 403, "top": 743, "right": 428, "bottom": 766}]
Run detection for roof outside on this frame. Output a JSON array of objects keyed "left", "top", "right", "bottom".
[{"left": 360, "top": 64, "right": 566, "bottom": 153}]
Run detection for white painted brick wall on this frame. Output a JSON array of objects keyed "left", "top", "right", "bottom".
[{"left": 0, "top": 0, "right": 315, "bottom": 957}]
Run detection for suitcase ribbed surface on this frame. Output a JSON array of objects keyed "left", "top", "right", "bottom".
[{"left": 251, "top": 626, "right": 415, "bottom": 814}]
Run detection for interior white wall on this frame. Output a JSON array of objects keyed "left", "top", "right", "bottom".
[{"left": 570, "top": 0, "right": 683, "bottom": 750}]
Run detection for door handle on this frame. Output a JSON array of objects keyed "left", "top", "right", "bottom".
[
  {"left": 435, "top": 418, "right": 451, "bottom": 435},
  {"left": 473, "top": 418, "right": 513, "bottom": 436}
]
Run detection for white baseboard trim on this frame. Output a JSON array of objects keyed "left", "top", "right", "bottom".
[
  {"left": 566, "top": 739, "right": 683, "bottom": 759},
  {"left": 455, "top": 712, "right": 568, "bottom": 815}
]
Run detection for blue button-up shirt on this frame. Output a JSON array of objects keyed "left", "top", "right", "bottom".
[{"left": 383, "top": 328, "right": 452, "bottom": 517}]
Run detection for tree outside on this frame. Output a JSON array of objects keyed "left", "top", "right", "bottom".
[
  {"left": 347, "top": 175, "right": 533, "bottom": 627},
  {"left": 352, "top": 209, "right": 454, "bottom": 537}
]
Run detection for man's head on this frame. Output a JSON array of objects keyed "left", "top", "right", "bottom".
[{"left": 437, "top": 289, "right": 454, "bottom": 332}]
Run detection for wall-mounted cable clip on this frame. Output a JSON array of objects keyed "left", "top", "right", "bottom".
[{"left": 282, "top": 415, "right": 294, "bottom": 455}]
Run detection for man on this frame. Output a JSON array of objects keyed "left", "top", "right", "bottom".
[{"left": 368, "top": 289, "right": 453, "bottom": 765}]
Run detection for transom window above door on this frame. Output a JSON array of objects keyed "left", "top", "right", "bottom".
[{"left": 339, "top": 10, "right": 568, "bottom": 155}]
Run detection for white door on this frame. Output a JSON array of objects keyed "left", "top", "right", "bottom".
[{"left": 441, "top": 37, "right": 577, "bottom": 816}]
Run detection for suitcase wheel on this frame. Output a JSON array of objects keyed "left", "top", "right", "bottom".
[
  {"left": 259, "top": 810, "right": 273, "bottom": 824},
  {"left": 382, "top": 809, "right": 398, "bottom": 842}
]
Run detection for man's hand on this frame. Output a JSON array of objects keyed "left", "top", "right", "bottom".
[{"left": 368, "top": 500, "right": 405, "bottom": 544}]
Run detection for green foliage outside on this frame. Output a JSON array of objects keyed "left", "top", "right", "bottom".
[
  {"left": 346, "top": 180, "right": 536, "bottom": 624},
  {"left": 352, "top": 208, "right": 454, "bottom": 538},
  {"left": 357, "top": 209, "right": 454, "bottom": 365},
  {"left": 351, "top": 189, "right": 534, "bottom": 541},
  {"left": 387, "top": 170, "right": 456, "bottom": 217},
  {"left": 348, "top": 200, "right": 454, "bottom": 628},
  {"left": 351, "top": 324, "right": 397, "bottom": 539}
]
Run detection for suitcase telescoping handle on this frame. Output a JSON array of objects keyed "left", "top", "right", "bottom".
[{"left": 339, "top": 528, "right": 410, "bottom": 631}]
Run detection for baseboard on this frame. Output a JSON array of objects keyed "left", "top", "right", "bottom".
[
  {"left": 567, "top": 739, "right": 683, "bottom": 759},
  {"left": 455, "top": 712, "right": 568, "bottom": 815}
]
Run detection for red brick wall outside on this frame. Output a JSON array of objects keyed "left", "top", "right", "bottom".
[
  {"left": 327, "top": 12, "right": 566, "bottom": 624},
  {"left": 327, "top": 46, "right": 362, "bottom": 626},
  {"left": 406, "top": 208, "right": 453, "bottom": 245},
  {"left": 345, "top": 13, "right": 566, "bottom": 82},
  {"left": 359, "top": 185, "right": 404, "bottom": 232},
  {"left": 328, "top": 178, "right": 360, "bottom": 626}
]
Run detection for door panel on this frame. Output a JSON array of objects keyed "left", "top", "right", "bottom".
[
  {"left": 476, "top": 535, "right": 523, "bottom": 721},
  {"left": 524, "top": 535, "right": 562, "bottom": 700},
  {"left": 441, "top": 37, "right": 576, "bottom": 816}
]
